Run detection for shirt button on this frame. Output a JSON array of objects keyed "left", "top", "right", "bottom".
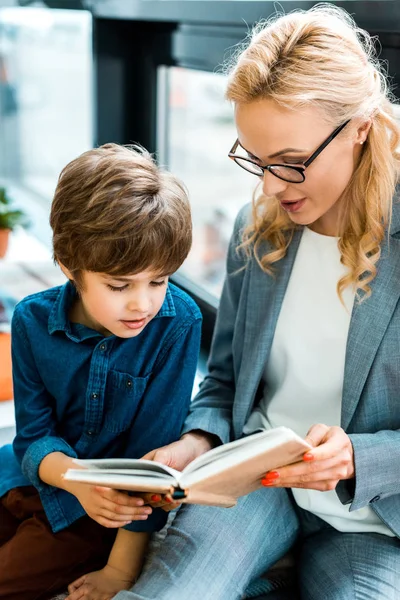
[
  {"left": 87, "top": 430, "right": 93, "bottom": 436},
  {"left": 92, "top": 393, "right": 98, "bottom": 399},
  {"left": 126, "top": 380, "right": 132, "bottom": 388},
  {"left": 370, "top": 495, "right": 381, "bottom": 503},
  {"left": 100, "top": 344, "right": 106, "bottom": 351}
]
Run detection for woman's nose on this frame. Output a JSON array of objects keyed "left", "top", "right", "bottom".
[{"left": 262, "top": 170, "right": 289, "bottom": 197}]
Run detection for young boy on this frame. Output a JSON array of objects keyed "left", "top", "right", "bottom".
[{"left": 0, "top": 144, "right": 202, "bottom": 600}]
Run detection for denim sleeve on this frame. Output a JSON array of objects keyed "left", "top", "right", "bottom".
[
  {"left": 182, "top": 206, "right": 250, "bottom": 445},
  {"left": 336, "top": 430, "right": 400, "bottom": 510},
  {"left": 11, "top": 307, "right": 77, "bottom": 492}
]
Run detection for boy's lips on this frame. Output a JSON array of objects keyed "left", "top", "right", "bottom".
[{"left": 120, "top": 318, "right": 147, "bottom": 330}]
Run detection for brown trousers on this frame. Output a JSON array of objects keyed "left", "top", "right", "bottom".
[{"left": 0, "top": 486, "right": 117, "bottom": 600}]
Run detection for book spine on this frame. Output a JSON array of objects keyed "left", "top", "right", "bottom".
[{"left": 171, "top": 489, "right": 187, "bottom": 501}]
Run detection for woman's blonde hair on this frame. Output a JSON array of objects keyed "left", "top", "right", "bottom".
[{"left": 226, "top": 3, "right": 400, "bottom": 299}]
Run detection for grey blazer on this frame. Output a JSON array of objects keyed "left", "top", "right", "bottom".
[{"left": 183, "top": 199, "right": 400, "bottom": 537}]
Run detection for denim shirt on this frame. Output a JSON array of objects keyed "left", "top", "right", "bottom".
[{"left": 0, "top": 281, "right": 202, "bottom": 533}]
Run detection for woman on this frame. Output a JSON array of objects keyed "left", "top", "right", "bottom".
[{"left": 90, "top": 5, "right": 400, "bottom": 600}]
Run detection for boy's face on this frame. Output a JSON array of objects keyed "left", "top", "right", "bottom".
[{"left": 68, "top": 269, "right": 170, "bottom": 338}]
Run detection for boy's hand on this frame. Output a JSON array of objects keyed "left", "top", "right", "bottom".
[
  {"left": 69, "top": 483, "right": 152, "bottom": 528},
  {"left": 66, "top": 565, "right": 134, "bottom": 600}
]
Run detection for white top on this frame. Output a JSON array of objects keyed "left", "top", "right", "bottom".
[{"left": 244, "top": 226, "right": 393, "bottom": 536}]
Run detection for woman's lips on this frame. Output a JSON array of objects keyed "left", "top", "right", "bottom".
[{"left": 279, "top": 197, "right": 307, "bottom": 213}]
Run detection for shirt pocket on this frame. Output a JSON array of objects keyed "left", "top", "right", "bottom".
[{"left": 104, "top": 369, "right": 151, "bottom": 433}]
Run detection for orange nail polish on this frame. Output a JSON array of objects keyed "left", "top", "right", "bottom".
[
  {"left": 265, "top": 471, "right": 280, "bottom": 480},
  {"left": 151, "top": 494, "right": 161, "bottom": 502},
  {"left": 303, "top": 453, "right": 314, "bottom": 461}
]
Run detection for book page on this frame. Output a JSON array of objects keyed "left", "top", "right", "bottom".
[
  {"left": 182, "top": 427, "right": 309, "bottom": 476},
  {"left": 70, "top": 469, "right": 173, "bottom": 479},
  {"left": 64, "top": 469, "right": 177, "bottom": 494},
  {"left": 181, "top": 437, "right": 310, "bottom": 504},
  {"left": 72, "top": 458, "right": 181, "bottom": 478},
  {"left": 180, "top": 427, "right": 311, "bottom": 489}
]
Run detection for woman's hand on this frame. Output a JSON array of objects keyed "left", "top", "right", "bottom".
[
  {"left": 143, "top": 431, "right": 215, "bottom": 470},
  {"left": 66, "top": 565, "right": 134, "bottom": 600},
  {"left": 262, "top": 424, "right": 355, "bottom": 491},
  {"left": 68, "top": 483, "right": 152, "bottom": 528},
  {"left": 140, "top": 431, "right": 216, "bottom": 511}
]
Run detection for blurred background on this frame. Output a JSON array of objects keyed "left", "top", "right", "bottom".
[{"left": 0, "top": 0, "right": 399, "bottom": 433}]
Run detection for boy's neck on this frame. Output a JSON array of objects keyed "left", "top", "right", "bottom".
[{"left": 69, "top": 295, "right": 111, "bottom": 337}]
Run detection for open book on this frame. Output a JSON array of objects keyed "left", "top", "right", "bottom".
[{"left": 64, "top": 426, "right": 311, "bottom": 507}]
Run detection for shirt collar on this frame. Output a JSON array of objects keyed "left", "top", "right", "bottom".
[
  {"left": 48, "top": 281, "right": 89, "bottom": 341},
  {"left": 155, "top": 285, "right": 176, "bottom": 319},
  {"left": 48, "top": 281, "right": 176, "bottom": 339}
]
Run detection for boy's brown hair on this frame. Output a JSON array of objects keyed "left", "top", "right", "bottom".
[{"left": 50, "top": 143, "right": 192, "bottom": 284}]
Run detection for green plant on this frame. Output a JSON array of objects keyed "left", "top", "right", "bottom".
[{"left": 0, "top": 187, "right": 27, "bottom": 230}]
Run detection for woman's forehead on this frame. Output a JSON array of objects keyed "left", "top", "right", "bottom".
[{"left": 234, "top": 99, "right": 332, "bottom": 157}]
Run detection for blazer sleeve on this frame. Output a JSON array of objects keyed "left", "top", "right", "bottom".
[
  {"left": 336, "top": 430, "right": 400, "bottom": 510},
  {"left": 182, "top": 204, "right": 251, "bottom": 444}
]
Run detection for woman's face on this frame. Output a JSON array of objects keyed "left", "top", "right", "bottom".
[{"left": 235, "top": 99, "right": 368, "bottom": 235}]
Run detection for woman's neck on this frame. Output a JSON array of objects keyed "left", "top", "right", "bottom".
[{"left": 308, "top": 201, "right": 341, "bottom": 237}]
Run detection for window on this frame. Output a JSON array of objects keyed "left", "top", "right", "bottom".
[
  {"left": 160, "top": 68, "right": 400, "bottom": 303},
  {"left": 0, "top": 6, "right": 93, "bottom": 247},
  {"left": 158, "top": 66, "right": 256, "bottom": 300}
]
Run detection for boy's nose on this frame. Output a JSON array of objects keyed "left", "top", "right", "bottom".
[{"left": 126, "top": 294, "right": 150, "bottom": 315}]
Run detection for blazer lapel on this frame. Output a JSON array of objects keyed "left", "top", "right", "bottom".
[
  {"left": 233, "top": 229, "right": 302, "bottom": 437},
  {"left": 342, "top": 231, "right": 400, "bottom": 430}
]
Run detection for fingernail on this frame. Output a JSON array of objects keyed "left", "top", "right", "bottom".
[
  {"left": 262, "top": 479, "right": 276, "bottom": 486},
  {"left": 143, "top": 508, "right": 152, "bottom": 514},
  {"left": 265, "top": 471, "right": 280, "bottom": 480},
  {"left": 135, "top": 499, "right": 144, "bottom": 506},
  {"left": 164, "top": 496, "right": 173, "bottom": 503},
  {"left": 151, "top": 494, "right": 161, "bottom": 502},
  {"left": 139, "top": 515, "right": 148, "bottom": 520},
  {"left": 303, "top": 453, "right": 314, "bottom": 461}
]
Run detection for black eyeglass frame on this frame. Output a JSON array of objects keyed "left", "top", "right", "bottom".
[{"left": 228, "top": 120, "right": 351, "bottom": 183}]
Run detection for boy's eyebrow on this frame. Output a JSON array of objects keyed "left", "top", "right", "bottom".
[
  {"left": 107, "top": 276, "right": 133, "bottom": 283},
  {"left": 105, "top": 274, "right": 170, "bottom": 282}
]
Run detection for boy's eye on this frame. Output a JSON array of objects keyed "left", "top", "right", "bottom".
[
  {"left": 151, "top": 280, "right": 167, "bottom": 287},
  {"left": 107, "top": 284, "right": 129, "bottom": 292}
]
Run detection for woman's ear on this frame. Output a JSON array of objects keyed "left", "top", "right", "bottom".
[
  {"left": 355, "top": 119, "right": 372, "bottom": 145},
  {"left": 58, "top": 262, "right": 74, "bottom": 281}
]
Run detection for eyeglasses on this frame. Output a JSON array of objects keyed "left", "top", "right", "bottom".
[{"left": 228, "top": 120, "right": 350, "bottom": 183}]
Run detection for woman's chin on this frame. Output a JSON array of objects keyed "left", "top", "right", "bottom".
[{"left": 286, "top": 211, "right": 315, "bottom": 226}]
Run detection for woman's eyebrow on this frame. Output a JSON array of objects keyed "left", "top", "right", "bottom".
[
  {"left": 241, "top": 142, "right": 307, "bottom": 161},
  {"left": 268, "top": 147, "right": 308, "bottom": 159}
]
